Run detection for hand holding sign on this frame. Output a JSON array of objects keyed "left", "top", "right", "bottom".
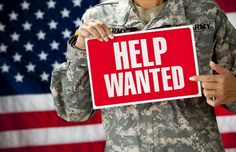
[
  {"left": 75, "top": 19, "right": 114, "bottom": 49},
  {"left": 190, "top": 61, "right": 236, "bottom": 107}
]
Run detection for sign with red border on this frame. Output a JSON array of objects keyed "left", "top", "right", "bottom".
[{"left": 86, "top": 25, "right": 201, "bottom": 109}]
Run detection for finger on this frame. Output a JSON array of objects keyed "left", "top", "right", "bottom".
[
  {"left": 91, "top": 21, "right": 109, "bottom": 41},
  {"left": 78, "top": 28, "right": 91, "bottom": 38},
  {"left": 93, "top": 21, "right": 114, "bottom": 41},
  {"left": 201, "top": 82, "right": 217, "bottom": 90},
  {"left": 206, "top": 97, "right": 219, "bottom": 107},
  {"left": 203, "top": 89, "right": 217, "bottom": 98},
  {"left": 102, "top": 24, "right": 114, "bottom": 39},
  {"left": 209, "top": 61, "right": 231, "bottom": 75},
  {"left": 85, "top": 25, "right": 103, "bottom": 41},
  {"left": 189, "top": 75, "right": 218, "bottom": 82}
]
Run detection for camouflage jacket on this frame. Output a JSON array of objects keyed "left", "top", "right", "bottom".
[{"left": 50, "top": 0, "right": 236, "bottom": 151}]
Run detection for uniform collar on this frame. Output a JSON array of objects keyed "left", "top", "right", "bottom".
[{"left": 108, "top": 0, "right": 188, "bottom": 29}]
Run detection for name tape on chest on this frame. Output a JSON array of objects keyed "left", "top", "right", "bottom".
[{"left": 193, "top": 22, "right": 214, "bottom": 32}]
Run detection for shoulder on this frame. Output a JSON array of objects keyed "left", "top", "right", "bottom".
[
  {"left": 184, "top": 0, "right": 219, "bottom": 6},
  {"left": 184, "top": 0, "right": 223, "bottom": 21},
  {"left": 82, "top": 0, "right": 119, "bottom": 20},
  {"left": 184, "top": 0, "right": 220, "bottom": 10},
  {"left": 95, "top": 0, "right": 119, "bottom": 7}
]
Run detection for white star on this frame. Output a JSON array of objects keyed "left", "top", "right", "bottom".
[
  {"left": 0, "top": 43, "right": 7, "bottom": 53},
  {"left": 73, "top": 18, "right": 81, "bottom": 27},
  {"left": 50, "top": 40, "right": 59, "bottom": 50},
  {"left": 48, "top": 20, "right": 57, "bottom": 29},
  {"left": 22, "top": 21, "right": 32, "bottom": 31},
  {"left": 36, "top": 30, "right": 46, "bottom": 40},
  {"left": 9, "top": 11, "right": 18, "bottom": 21},
  {"left": 52, "top": 61, "right": 61, "bottom": 69},
  {"left": 14, "top": 73, "right": 24, "bottom": 82},
  {"left": 0, "top": 4, "right": 3, "bottom": 11},
  {"left": 0, "top": 23, "right": 5, "bottom": 32},
  {"left": 47, "top": 0, "right": 56, "bottom": 9},
  {"left": 38, "top": 51, "right": 48, "bottom": 61},
  {"left": 35, "top": 10, "right": 44, "bottom": 19},
  {"left": 1, "top": 63, "right": 10, "bottom": 73},
  {"left": 12, "top": 53, "right": 22, "bottom": 62},
  {"left": 26, "top": 62, "right": 36, "bottom": 72},
  {"left": 21, "top": 1, "right": 30, "bottom": 10},
  {"left": 24, "top": 42, "right": 34, "bottom": 51},
  {"left": 61, "top": 8, "right": 70, "bottom": 18},
  {"left": 10, "top": 32, "right": 20, "bottom": 41},
  {"left": 40, "top": 71, "right": 49, "bottom": 81},
  {"left": 62, "top": 29, "right": 71, "bottom": 39},
  {"left": 72, "top": 0, "right": 82, "bottom": 7}
]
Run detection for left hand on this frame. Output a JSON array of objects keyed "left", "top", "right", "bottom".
[{"left": 189, "top": 61, "right": 236, "bottom": 107}]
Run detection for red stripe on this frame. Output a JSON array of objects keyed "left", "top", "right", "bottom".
[
  {"left": 0, "top": 110, "right": 102, "bottom": 131},
  {"left": 221, "top": 132, "right": 236, "bottom": 149},
  {"left": 215, "top": 106, "right": 236, "bottom": 116},
  {"left": 215, "top": 0, "right": 236, "bottom": 13},
  {"left": 0, "top": 141, "right": 106, "bottom": 152}
]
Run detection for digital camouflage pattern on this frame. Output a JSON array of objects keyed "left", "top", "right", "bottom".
[{"left": 50, "top": 0, "right": 236, "bottom": 151}]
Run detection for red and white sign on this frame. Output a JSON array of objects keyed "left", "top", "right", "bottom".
[{"left": 86, "top": 25, "right": 201, "bottom": 109}]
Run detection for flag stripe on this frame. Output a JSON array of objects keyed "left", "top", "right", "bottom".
[
  {"left": 0, "top": 141, "right": 106, "bottom": 152},
  {"left": 216, "top": 0, "right": 236, "bottom": 12},
  {"left": 215, "top": 106, "right": 236, "bottom": 116},
  {"left": 225, "top": 149, "right": 236, "bottom": 152},
  {"left": 0, "top": 94, "right": 54, "bottom": 114},
  {"left": 0, "top": 110, "right": 102, "bottom": 131},
  {"left": 217, "top": 115, "right": 236, "bottom": 133},
  {"left": 0, "top": 124, "right": 106, "bottom": 149},
  {"left": 226, "top": 12, "right": 236, "bottom": 28},
  {"left": 221, "top": 133, "right": 236, "bottom": 149}
]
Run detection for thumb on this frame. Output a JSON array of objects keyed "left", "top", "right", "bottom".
[{"left": 209, "top": 61, "right": 230, "bottom": 75}]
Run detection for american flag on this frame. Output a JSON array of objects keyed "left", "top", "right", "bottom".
[{"left": 0, "top": 0, "right": 235, "bottom": 151}]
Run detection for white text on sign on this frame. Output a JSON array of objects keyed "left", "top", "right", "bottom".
[{"left": 103, "top": 37, "right": 185, "bottom": 98}]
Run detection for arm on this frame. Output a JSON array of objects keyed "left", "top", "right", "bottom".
[
  {"left": 190, "top": 5, "right": 236, "bottom": 112},
  {"left": 206, "top": 5, "right": 236, "bottom": 112},
  {"left": 50, "top": 10, "right": 114, "bottom": 121},
  {"left": 50, "top": 36, "right": 95, "bottom": 122}
]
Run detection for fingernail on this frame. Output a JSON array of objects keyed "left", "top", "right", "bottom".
[
  {"left": 104, "top": 37, "right": 108, "bottom": 42},
  {"left": 189, "top": 76, "right": 196, "bottom": 81},
  {"left": 108, "top": 34, "right": 114, "bottom": 39},
  {"left": 209, "top": 61, "right": 215, "bottom": 66},
  {"left": 99, "top": 38, "right": 103, "bottom": 42}
]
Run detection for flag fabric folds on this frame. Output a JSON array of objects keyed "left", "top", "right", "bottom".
[{"left": 0, "top": 0, "right": 235, "bottom": 151}]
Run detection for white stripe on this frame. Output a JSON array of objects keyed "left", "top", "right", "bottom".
[
  {"left": 216, "top": 115, "right": 236, "bottom": 133},
  {"left": 225, "top": 148, "right": 236, "bottom": 152},
  {"left": 0, "top": 124, "right": 105, "bottom": 148},
  {"left": 227, "top": 12, "right": 236, "bottom": 28},
  {"left": 0, "top": 94, "right": 55, "bottom": 114}
]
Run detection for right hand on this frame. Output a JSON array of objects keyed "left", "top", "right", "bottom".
[{"left": 75, "top": 19, "right": 114, "bottom": 50}]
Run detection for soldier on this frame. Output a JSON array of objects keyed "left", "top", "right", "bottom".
[{"left": 50, "top": 0, "right": 236, "bottom": 151}]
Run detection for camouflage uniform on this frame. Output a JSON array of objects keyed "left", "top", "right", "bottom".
[{"left": 50, "top": 0, "right": 236, "bottom": 151}]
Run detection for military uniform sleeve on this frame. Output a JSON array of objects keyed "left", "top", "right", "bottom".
[
  {"left": 50, "top": 35, "right": 95, "bottom": 122},
  {"left": 213, "top": 5, "right": 236, "bottom": 113},
  {"left": 49, "top": 8, "right": 99, "bottom": 121}
]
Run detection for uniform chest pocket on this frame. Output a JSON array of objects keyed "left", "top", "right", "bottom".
[{"left": 193, "top": 21, "right": 216, "bottom": 74}]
